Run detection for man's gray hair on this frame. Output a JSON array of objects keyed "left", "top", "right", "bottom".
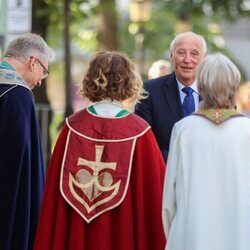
[
  {"left": 4, "top": 33, "right": 54, "bottom": 63},
  {"left": 170, "top": 31, "right": 207, "bottom": 56}
]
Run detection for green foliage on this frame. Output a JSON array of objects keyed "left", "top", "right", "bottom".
[
  {"left": 33, "top": 0, "right": 250, "bottom": 72},
  {"left": 71, "top": 19, "right": 98, "bottom": 51},
  {"left": 158, "top": 0, "right": 250, "bottom": 21},
  {"left": 34, "top": 0, "right": 98, "bottom": 50},
  {"left": 119, "top": 0, "right": 250, "bottom": 64}
]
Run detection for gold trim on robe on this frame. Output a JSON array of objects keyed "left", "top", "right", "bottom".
[{"left": 193, "top": 108, "right": 244, "bottom": 124}]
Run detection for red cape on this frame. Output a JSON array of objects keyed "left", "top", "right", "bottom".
[{"left": 34, "top": 111, "right": 166, "bottom": 250}]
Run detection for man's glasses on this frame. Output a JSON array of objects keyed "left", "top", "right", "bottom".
[{"left": 30, "top": 56, "right": 49, "bottom": 79}]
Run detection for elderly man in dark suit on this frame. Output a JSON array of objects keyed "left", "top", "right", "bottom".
[{"left": 135, "top": 31, "right": 207, "bottom": 162}]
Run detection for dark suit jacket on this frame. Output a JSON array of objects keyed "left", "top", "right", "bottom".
[{"left": 135, "top": 72, "right": 185, "bottom": 162}]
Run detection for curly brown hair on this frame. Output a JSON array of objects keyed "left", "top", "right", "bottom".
[{"left": 80, "top": 50, "right": 147, "bottom": 103}]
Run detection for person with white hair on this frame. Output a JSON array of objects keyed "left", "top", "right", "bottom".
[
  {"left": 147, "top": 59, "right": 171, "bottom": 79},
  {"left": 163, "top": 53, "right": 250, "bottom": 250},
  {"left": 0, "top": 33, "right": 54, "bottom": 250},
  {"left": 135, "top": 31, "right": 207, "bottom": 162}
]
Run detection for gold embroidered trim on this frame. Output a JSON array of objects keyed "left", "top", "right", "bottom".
[
  {"left": 193, "top": 108, "right": 244, "bottom": 124},
  {"left": 66, "top": 118, "right": 150, "bottom": 142}
]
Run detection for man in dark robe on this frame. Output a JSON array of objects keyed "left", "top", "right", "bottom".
[{"left": 0, "top": 33, "right": 54, "bottom": 250}]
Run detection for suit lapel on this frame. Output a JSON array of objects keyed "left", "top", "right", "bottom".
[{"left": 163, "top": 73, "right": 184, "bottom": 120}]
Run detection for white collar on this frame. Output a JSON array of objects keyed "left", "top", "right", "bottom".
[
  {"left": 92, "top": 99, "right": 124, "bottom": 117},
  {"left": 176, "top": 78, "right": 198, "bottom": 94}
]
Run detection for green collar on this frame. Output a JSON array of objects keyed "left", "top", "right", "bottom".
[
  {"left": 193, "top": 108, "right": 244, "bottom": 124},
  {"left": 88, "top": 105, "right": 129, "bottom": 117},
  {"left": 0, "top": 61, "right": 15, "bottom": 70}
]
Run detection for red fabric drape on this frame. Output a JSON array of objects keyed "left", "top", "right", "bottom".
[{"left": 34, "top": 124, "right": 166, "bottom": 250}]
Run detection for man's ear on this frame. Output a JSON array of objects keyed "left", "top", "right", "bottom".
[
  {"left": 28, "top": 57, "right": 36, "bottom": 70},
  {"left": 30, "top": 56, "right": 37, "bottom": 65},
  {"left": 170, "top": 53, "right": 174, "bottom": 63}
]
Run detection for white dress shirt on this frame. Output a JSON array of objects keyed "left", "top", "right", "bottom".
[{"left": 177, "top": 80, "right": 199, "bottom": 111}]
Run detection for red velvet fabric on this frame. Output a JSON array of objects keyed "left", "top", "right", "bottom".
[{"left": 34, "top": 123, "right": 166, "bottom": 250}]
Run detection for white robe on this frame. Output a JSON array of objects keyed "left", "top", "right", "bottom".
[{"left": 162, "top": 114, "right": 250, "bottom": 250}]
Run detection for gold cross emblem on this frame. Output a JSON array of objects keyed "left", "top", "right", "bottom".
[
  {"left": 68, "top": 144, "right": 121, "bottom": 212},
  {"left": 213, "top": 109, "right": 222, "bottom": 124}
]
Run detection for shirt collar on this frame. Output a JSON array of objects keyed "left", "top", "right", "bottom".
[{"left": 176, "top": 78, "right": 199, "bottom": 94}]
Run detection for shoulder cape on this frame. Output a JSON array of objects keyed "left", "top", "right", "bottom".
[{"left": 61, "top": 109, "right": 150, "bottom": 223}]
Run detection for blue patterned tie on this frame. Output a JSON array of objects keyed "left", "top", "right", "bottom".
[{"left": 182, "top": 87, "right": 195, "bottom": 116}]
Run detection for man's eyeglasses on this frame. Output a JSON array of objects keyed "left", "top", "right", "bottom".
[{"left": 30, "top": 56, "right": 49, "bottom": 79}]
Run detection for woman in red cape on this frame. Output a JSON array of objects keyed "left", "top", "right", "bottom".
[{"left": 33, "top": 51, "right": 166, "bottom": 250}]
